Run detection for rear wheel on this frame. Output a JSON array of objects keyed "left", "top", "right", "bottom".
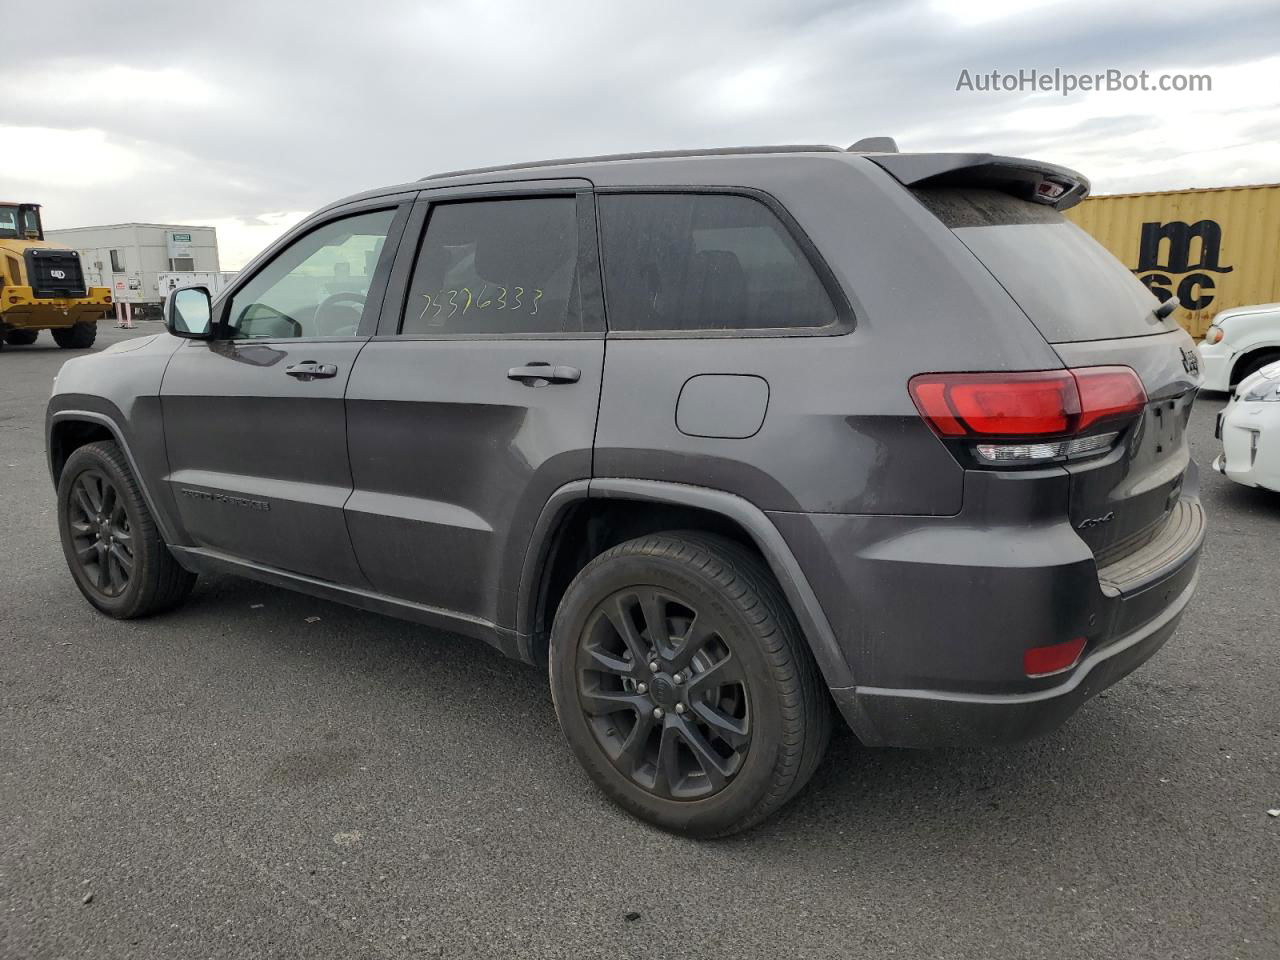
[
  {"left": 57, "top": 440, "right": 196, "bottom": 618},
  {"left": 4, "top": 329, "right": 38, "bottom": 345},
  {"left": 549, "top": 531, "right": 830, "bottom": 837},
  {"left": 52, "top": 323, "right": 97, "bottom": 349}
]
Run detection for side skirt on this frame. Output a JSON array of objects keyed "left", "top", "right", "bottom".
[{"left": 169, "top": 545, "right": 520, "bottom": 659}]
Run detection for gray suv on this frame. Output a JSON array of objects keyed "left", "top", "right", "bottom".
[{"left": 46, "top": 143, "right": 1205, "bottom": 836}]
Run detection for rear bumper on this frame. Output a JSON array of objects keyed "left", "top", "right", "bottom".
[
  {"left": 833, "top": 569, "right": 1196, "bottom": 747},
  {"left": 770, "top": 475, "right": 1205, "bottom": 748}
]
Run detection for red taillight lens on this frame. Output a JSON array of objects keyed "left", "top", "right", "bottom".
[
  {"left": 909, "top": 371, "right": 1077, "bottom": 437},
  {"left": 1072, "top": 367, "right": 1148, "bottom": 431},
  {"left": 1024, "top": 637, "right": 1087, "bottom": 677},
  {"left": 909, "top": 367, "right": 1146, "bottom": 439}
]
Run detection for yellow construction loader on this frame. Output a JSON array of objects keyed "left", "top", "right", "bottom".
[{"left": 1, "top": 202, "right": 112, "bottom": 351}]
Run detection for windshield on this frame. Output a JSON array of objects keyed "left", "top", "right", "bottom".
[
  {"left": 914, "top": 187, "right": 1175, "bottom": 343},
  {"left": 0, "top": 205, "right": 19, "bottom": 239}
]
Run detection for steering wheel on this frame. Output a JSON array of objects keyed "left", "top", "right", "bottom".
[
  {"left": 317, "top": 291, "right": 366, "bottom": 313},
  {"left": 313, "top": 292, "right": 367, "bottom": 337}
]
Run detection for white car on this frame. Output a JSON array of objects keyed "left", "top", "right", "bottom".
[
  {"left": 1213, "top": 358, "right": 1280, "bottom": 493},
  {"left": 1198, "top": 302, "right": 1280, "bottom": 393}
]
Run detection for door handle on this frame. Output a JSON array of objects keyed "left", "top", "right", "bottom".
[
  {"left": 507, "top": 362, "right": 581, "bottom": 387},
  {"left": 285, "top": 361, "right": 339, "bottom": 381}
]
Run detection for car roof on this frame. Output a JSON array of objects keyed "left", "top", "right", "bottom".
[
  {"left": 419, "top": 144, "right": 850, "bottom": 181},
  {"left": 314, "top": 144, "right": 1089, "bottom": 221}
]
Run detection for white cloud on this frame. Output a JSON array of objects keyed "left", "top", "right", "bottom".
[
  {"left": 6, "top": 64, "right": 222, "bottom": 108},
  {"left": 2, "top": 0, "right": 1277, "bottom": 254},
  {"left": 0, "top": 126, "right": 158, "bottom": 186},
  {"left": 185, "top": 212, "right": 310, "bottom": 271}
]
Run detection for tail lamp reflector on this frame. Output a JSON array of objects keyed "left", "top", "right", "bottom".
[{"left": 1024, "top": 637, "right": 1087, "bottom": 677}]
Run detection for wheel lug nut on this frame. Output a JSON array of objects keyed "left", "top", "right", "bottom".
[
  {"left": 675, "top": 702, "right": 686, "bottom": 715},
  {"left": 652, "top": 707, "right": 664, "bottom": 719},
  {"left": 649, "top": 661, "right": 659, "bottom": 673},
  {"left": 636, "top": 682, "right": 648, "bottom": 695},
  {"left": 672, "top": 672, "right": 684, "bottom": 684}
]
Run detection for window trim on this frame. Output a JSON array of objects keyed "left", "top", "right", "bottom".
[
  {"left": 210, "top": 195, "right": 413, "bottom": 344},
  {"left": 379, "top": 187, "right": 606, "bottom": 341},
  {"left": 594, "top": 185, "right": 855, "bottom": 339}
]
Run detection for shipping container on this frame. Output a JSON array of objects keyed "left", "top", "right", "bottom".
[{"left": 1067, "top": 182, "right": 1280, "bottom": 338}]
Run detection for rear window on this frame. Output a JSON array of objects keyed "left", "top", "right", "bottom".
[
  {"left": 598, "top": 193, "right": 837, "bottom": 333},
  {"left": 914, "top": 188, "right": 1174, "bottom": 343}
]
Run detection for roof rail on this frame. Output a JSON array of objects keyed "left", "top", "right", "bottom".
[
  {"left": 420, "top": 144, "right": 845, "bottom": 181},
  {"left": 848, "top": 137, "right": 899, "bottom": 153}
]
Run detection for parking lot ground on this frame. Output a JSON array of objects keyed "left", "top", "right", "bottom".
[{"left": 2, "top": 323, "right": 1278, "bottom": 959}]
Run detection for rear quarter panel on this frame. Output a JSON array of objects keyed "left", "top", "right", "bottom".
[{"left": 591, "top": 154, "right": 1066, "bottom": 515}]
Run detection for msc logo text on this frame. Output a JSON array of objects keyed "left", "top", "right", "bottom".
[{"left": 1133, "top": 219, "right": 1232, "bottom": 313}]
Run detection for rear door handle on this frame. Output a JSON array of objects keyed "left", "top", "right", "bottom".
[
  {"left": 507, "top": 362, "right": 581, "bottom": 387},
  {"left": 285, "top": 361, "right": 339, "bottom": 381}
]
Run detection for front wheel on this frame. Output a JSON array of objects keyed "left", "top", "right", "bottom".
[
  {"left": 549, "top": 531, "right": 830, "bottom": 837},
  {"left": 52, "top": 323, "right": 97, "bottom": 349},
  {"left": 57, "top": 440, "right": 196, "bottom": 618},
  {"left": 4, "top": 329, "right": 38, "bottom": 345}
]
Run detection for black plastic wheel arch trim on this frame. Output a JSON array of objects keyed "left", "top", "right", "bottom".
[
  {"left": 514, "top": 477, "right": 853, "bottom": 691},
  {"left": 47, "top": 409, "right": 178, "bottom": 546}
]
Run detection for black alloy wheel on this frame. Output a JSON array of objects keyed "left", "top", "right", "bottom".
[
  {"left": 577, "top": 585, "right": 751, "bottom": 800},
  {"left": 550, "top": 531, "right": 830, "bottom": 837},
  {"left": 65, "top": 469, "right": 135, "bottom": 598},
  {"left": 57, "top": 440, "right": 196, "bottom": 618}
]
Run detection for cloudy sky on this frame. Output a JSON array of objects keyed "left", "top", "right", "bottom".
[{"left": 4, "top": 0, "right": 1278, "bottom": 268}]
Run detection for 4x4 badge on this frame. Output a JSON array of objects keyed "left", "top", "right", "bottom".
[{"left": 1077, "top": 512, "right": 1115, "bottom": 529}]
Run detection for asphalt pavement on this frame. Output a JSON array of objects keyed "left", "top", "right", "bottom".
[{"left": 2, "top": 323, "right": 1277, "bottom": 959}]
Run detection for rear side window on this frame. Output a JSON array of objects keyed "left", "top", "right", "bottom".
[
  {"left": 598, "top": 193, "right": 837, "bottom": 333},
  {"left": 402, "top": 197, "right": 585, "bottom": 335},
  {"left": 914, "top": 187, "right": 1174, "bottom": 343}
]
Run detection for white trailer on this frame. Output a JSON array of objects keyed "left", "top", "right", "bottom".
[
  {"left": 156, "top": 271, "right": 239, "bottom": 300},
  {"left": 43, "top": 223, "right": 220, "bottom": 321}
]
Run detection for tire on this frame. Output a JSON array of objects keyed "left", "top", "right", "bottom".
[
  {"left": 549, "top": 531, "right": 831, "bottom": 837},
  {"left": 4, "top": 329, "right": 38, "bottom": 345},
  {"left": 1232, "top": 349, "right": 1280, "bottom": 388},
  {"left": 57, "top": 440, "right": 196, "bottom": 618},
  {"left": 52, "top": 323, "right": 97, "bottom": 349}
]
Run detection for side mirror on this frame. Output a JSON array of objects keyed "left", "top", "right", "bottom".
[{"left": 166, "top": 285, "right": 214, "bottom": 339}]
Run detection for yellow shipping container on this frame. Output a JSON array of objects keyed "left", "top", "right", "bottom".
[{"left": 1066, "top": 182, "right": 1280, "bottom": 338}]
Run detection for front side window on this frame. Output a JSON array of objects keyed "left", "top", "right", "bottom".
[
  {"left": 401, "top": 197, "right": 583, "bottom": 336},
  {"left": 227, "top": 209, "right": 394, "bottom": 339},
  {"left": 0, "top": 206, "right": 18, "bottom": 239},
  {"left": 598, "top": 193, "right": 837, "bottom": 332}
]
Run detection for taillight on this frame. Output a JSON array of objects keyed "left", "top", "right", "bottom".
[
  {"left": 908, "top": 366, "right": 1147, "bottom": 466},
  {"left": 1203, "top": 325, "right": 1223, "bottom": 345}
]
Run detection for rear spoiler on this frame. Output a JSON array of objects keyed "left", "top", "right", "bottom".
[{"left": 866, "top": 153, "right": 1091, "bottom": 211}]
